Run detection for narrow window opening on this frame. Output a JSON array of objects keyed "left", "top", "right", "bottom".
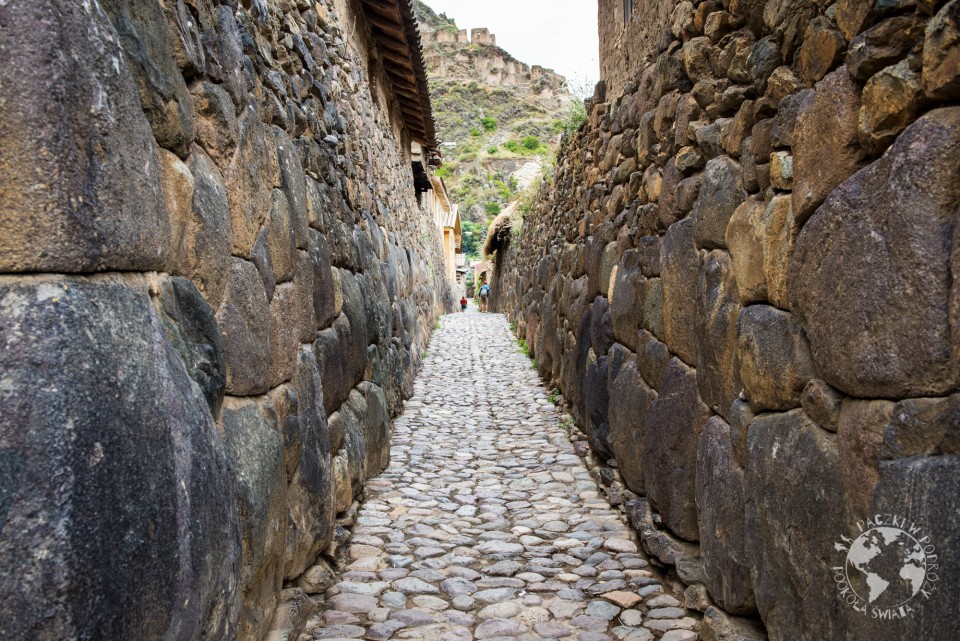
[{"left": 623, "top": 0, "right": 634, "bottom": 24}]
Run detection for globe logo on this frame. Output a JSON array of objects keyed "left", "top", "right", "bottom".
[{"left": 833, "top": 515, "right": 938, "bottom": 620}]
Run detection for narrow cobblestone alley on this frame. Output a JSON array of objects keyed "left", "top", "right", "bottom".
[{"left": 311, "top": 311, "right": 696, "bottom": 641}]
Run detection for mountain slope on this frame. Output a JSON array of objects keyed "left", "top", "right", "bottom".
[{"left": 414, "top": 1, "right": 574, "bottom": 257}]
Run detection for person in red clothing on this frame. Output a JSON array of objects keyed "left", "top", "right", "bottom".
[{"left": 460, "top": 296, "right": 468, "bottom": 312}]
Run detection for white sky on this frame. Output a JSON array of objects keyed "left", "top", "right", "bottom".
[{"left": 420, "top": 0, "right": 600, "bottom": 95}]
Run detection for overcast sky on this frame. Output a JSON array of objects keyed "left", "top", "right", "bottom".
[{"left": 420, "top": 0, "right": 600, "bottom": 95}]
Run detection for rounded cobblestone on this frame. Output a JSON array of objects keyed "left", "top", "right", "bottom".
[{"left": 309, "top": 311, "right": 697, "bottom": 640}]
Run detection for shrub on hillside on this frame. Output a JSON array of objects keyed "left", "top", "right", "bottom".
[
  {"left": 521, "top": 135, "right": 541, "bottom": 150},
  {"left": 481, "top": 117, "right": 497, "bottom": 131}
]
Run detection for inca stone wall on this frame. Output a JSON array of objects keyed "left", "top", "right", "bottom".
[
  {"left": 0, "top": 1, "right": 452, "bottom": 640},
  {"left": 495, "top": 1, "right": 960, "bottom": 639}
]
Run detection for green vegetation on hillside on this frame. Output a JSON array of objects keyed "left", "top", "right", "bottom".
[{"left": 415, "top": 0, "right": 573, "bottom": 259}]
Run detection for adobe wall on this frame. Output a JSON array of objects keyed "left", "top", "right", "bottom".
[
  {"left": 496, "top": 1, "right": 960, "bottom": 639},
  {"left": 0, "top": 1, "right": 452, "bottom": 640}
]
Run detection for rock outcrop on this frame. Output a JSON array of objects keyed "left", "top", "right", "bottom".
[
  {"left": 0, "top": 1, "right": 452, "bottom": 640},
  {"left": 495, "top": 1, "right": 960, "bottom": 639}
]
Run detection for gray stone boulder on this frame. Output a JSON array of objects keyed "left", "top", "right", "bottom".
[
  {"left": 661, "top": 219, "right": 700, "bottom": 366},
  {"left": 339, "top": 269, "right": 370, "bottom": 386},
  {"left": 0, "top": 0, "right": 172, "bottom": 273},
  {"left": 184, "top": 149, "right": 233, "bottom": 309},
  {"left": 790, "top": 107, "right": 960, "bottom": 399},
  {"left": 736, "top": 305, "right": 817, "bottom": 411},
  {"left": 360, "top": 382, "right": 391, "bottom": 478},
  {"left": 644, "top": 358, "right": 710, "bottom": 541},
  {"left": 745, "top": 410, "right": 852, "bottom": 641},
  {"left": 282, "top": 347, "right": 335, "bottom": 580},
  {"left": 791, "top": 67, "right": 865, "bottom": 222},
  {"left": 696, "top": 250, "right": 742, "bottom": 419},
  {"left": 221, "top": 397, "right": 287, "bottom": 641},
  {"left": 0, "top": 275, "right": 240, "bottom": 641},
  {"left": 309, "top": 230, "right": 337, "bottom": 331},
  {"left": 691, "top": 156, "right": 747, "bottom": 250},
  {"left": 216, "top": 258, "right": 271, "bottom": 396},
  {"left": 611, "top": 251, "right": 643, "bottom": 352},
  {"left": 157, "top": 276, "right": 227, "bottom": 417},
  {"left": 102, "top": 0, "right": 196, "bottom": 158},
  {"left": 608, "top": 352, "right": 657, "bottom": 494},
  {"left": 314, "top": 317, "right": 353, "bottom": 417},
  {"left": 585, "top": 353, "right": 613, "bottom": 460},
  {"left": 697, "top": 418, "right": 756, "bottom": 615},
  {"left": 634, "top": 331, "right": 669, "bottom": 393}
]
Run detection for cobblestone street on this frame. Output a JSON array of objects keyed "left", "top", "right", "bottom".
[{"left": 310, "top": 311, "right": 697, "bottom": 641}]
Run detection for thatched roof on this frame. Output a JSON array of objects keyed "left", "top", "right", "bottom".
[{"left": 482, "top": 201, "right": 520, "bottom": 256}]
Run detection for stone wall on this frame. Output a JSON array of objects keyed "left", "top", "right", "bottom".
[
  {"left": 497, "top": 1, "right": 960, "bottom": 639},
  {"left": 0, "top": 1, "right": 452, "bottom": 640},
  {"left": 600, "top": 0, "right": 678, "bottom": 93}
]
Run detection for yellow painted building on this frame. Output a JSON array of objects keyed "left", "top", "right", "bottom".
[{"left": 427, "top": 176, "right": 463, "bottom": 289}]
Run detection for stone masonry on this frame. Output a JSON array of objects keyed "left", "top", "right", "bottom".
[
  {"left": 309, "top": 310, "right": 702, "bottom": 641},
  {"left": 495, "top": 1, "right": 960, "bottom": 640},
  {"left": 0, "top": 1, "right": 451, "bottom": 640}
]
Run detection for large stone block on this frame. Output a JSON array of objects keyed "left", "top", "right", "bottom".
[
  {"left": 847, "top": 16, "right": 925, "bottom": 81},
  {"left": 792, "top": 67, "right": 865, "bottom": 222},
  {"left": 696, "top": 250, "right": 742, "bottom": 419},
  {"left": 185, "top": 148, "right": 233, "bottom": 309},
  {"left": 637, "top": 329, "right": 671, "bottom": 390},
  {"left": 217, "top": 258, "right": 271, "bottom": 396},
  {"left": 643, "top": 358, "right": 711, "bottom": 541},
  {"left": 274, "top": 127, "right": 310, "bottom": 251},
  {"left": 859, "top": 60, "right": 925, "bottom": 154},
  {"left": 359, "top": 382, "right": 391, "bottom": 478},
  {"left": 267, "top": 189, "right": 297, "bottom": 284},
  {"left": 838, "top": 392, "right": 960, "bottom": 513},
  {"left": 661, "top": 219, "right": 700, "bottom": 366},
  {"left": 0, "top": 0, "right": 172, "bottom": 273},
  {"left": 744, "top": 409, "right": 853, "bottom": 641},
  {"left": 697, "top": 418, "right": 756, "bottom": 615},
  {"left": 867, "top": 455, "right": 960, "bottom": 638},
  {"left": 691, "top": 156, "right": 747, "bottom": 250},
  {"left": 585, "top": 353, "right": 613, "bottom": 459},
  {"left": 309, "top": 230, "right": 337, "bottom": 331},
  {"left": 747, "top": 409, "right": 960, "bottom": 640},
  {"left": 737, "top": 305, "right": 817, "bottom": 411},
  {"left": 224, "top": 106, "right": 280, "bottom": 258},
  {"left": 922, "top": 0, "right": 960, "bottom": 99},
  {"left": 725, "top": 199, "right": 768, "bottom": 304},
  {"left": 283, "top": 347, "right": 334, "bottom": 580},
  {"left": 221, "top": 397, "right": 287, "bottom": 641},
  {"left": 191, "top": 81, "right": 239, "bottom": 167},
  {"left": 102, "top": 0, "right": 196, "bottom": 158},
  {"left": 314, "top": 317, "right": 353, "bottom": 417},
  {"left": 0, "top": 275, "right": 240, "bottom": 641},
  {"left": 156, "top": 276, "right": 227, "bottom": 418},
  {"left": 789, "top": 108, "right": 960, "bottom": 398},
  {"left": 590, "top": 296, "right": 615, "bottom": 357},
  {"left": 339, "top": 269, "right": 370, "bottom": 387},
  {"left": 611, "top": 251, "right": 643, "bottom": 352},
  {"left": 608, "top": 353, "right": 657, "bottom": 494}
]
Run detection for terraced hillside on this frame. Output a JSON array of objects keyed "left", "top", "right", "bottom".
[{"left": 414, "top": 1, "right": 582, "bottom": 257}]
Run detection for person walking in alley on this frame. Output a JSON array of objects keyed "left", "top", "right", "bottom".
[
  {"left": 478, "top": 283, "right": 490, "bottom": 312},
  {"left": 460, "top": 296, "right": 468, "bottom": 312}
]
